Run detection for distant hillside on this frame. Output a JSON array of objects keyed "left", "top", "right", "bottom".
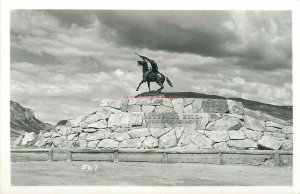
[
  {"left": 10, "top": 100, "right": 53, "bottom": 137},
  {"left": 136, "top": 92, "right": 292, "bottom": 121}
]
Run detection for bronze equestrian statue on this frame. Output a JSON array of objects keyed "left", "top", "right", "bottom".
[{"left": 135, "top": 53, "right": 173, "bottom": 93}]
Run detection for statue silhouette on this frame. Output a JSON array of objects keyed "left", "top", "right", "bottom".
[{"left": 135, "top": 53, "right": 173, "bottom": 93}]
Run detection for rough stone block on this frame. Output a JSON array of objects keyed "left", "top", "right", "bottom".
[
  {"left": 281, "top": 140, "right": 293, "bottom": 151},
  {"left": 184, "top": 98, "right": 195, "bottom": 107},
  {"left": 266, "top": 121, "right": 283, "bottom": 129},
  {"left": 243, "top": 108, "right": 262, "bottom": 120},
  {"left": 154, "top": 106, "right": 175, "bottom": 113},
  {"left": 87, "top": 140, "right": 99, "bottom": 148},
  {"left": 158, "top": 130, "right": 177, "bottom": 149},
  {"left": 71, "top": 127, "right": 82, "bottom": 134},
  {"left": 128, "top": 128, "right": 150, "bottom": 138},
  {"left": 177, "top": 126, "right": 198, "bottom": 147},
  {"left": 180, "top": 142, "right": 198, "bottom": 151},
  {"left": 111, "top": 132, "right": 131, "bottom": 142},
  {"left": 108, "top": 99, "right": 122, "bottom": 109},
  {"left": 205, "top": 131, "right": 229, "bottom": 142},
  {"left": 202, "top": 99, "right": 228, "bottom": 113},
  {"left": 128, "top": 98, "right": 139, "bottom": 105},
  {"left": 272, "top": 132, "right": 286, "bottom": 141},
  {"left": 100, "top": 99, "right": 114, "bottom": 107},
  {"left": 69, "top": 114, "right": 87, "bottom": 127},
  {"left": 162, "top": 98, "right": 173, "bottom": 107},
  {"left": 282, "top": 126, "right": 293, "bottom": 134},
  {"left": 264, "top": 131, "right": 272, "bottom": 136},
  {"left": 119, "top": 113, "right": 131, "bottom": 127},
  {"left": 82, "top": 128, "right": 97, "bottom": 133},
  {"left": 21, "top": 132, "right": 37, "bottom": 146},
  {"left": 227, "top": 99, "right": 244, "bottom": 115},
  {"left": 257, "top": 136, "right": 283, "bottom": 150},
  {"left": 184, "top": 104, "right": 194, "bottom": 113},
  {"left": 108, "top": 114, "right": 122, "bottom": 127},
  {"left": 150, "top": 98, "right": 163, "bottom": 106},
  {"left": 85, "top": 130, "right": 107, "bottom": 141},
  {"left": 97, "top": 139, "right": 119, "bottom": 148},
  {"left": 87, "top": 120, "right": 107, "bottom": 129},
  {"left": 67, "top": 133, "right": 78, "bottom": 141},
  {"left": 227, "top": 139, "right": 258, "bottom": 149},
  {"left": 149, "top": 127, "right": 172, "bottom": 138},
  {"left": 192, "top": 99, "right": 203, "bottom": 113},
  {"left": 52, "top": 136, "right": 67, "bottom": 147},
  {"left": 119, "top": 138, "right": 143, "bottom": 148},
  {"left": 79, "top": 132, "right": 88, "bottom": 140},
  {"left": 241, "top": 127, "right": 262, "bottom": 141},
  {"left": 174, "top": 127, "right": 185, "bottom": 140},
  {"left": 130, "top": 112, "right": 144, "bottom": 126},
  {"left": 206, "top": 115, "right": 241, "bottom": 131},
  {"left": 209, "top": 113, "right": 224, "bottom": 121},
  {"left": 13, "top": 135, "right": 23, "bottom": 147},
  {"left": 244, "top": 116, "right": 265, "bottom": 132},
  {"left": 142, "top": 105, "right": 155, "bottom": 113},
  {"left": 227, "top": 113, "right": 244, "bottom": 120},
  {"left": 143, "top": 136, "right": 159, "bottom": 148},
  {"left": 213, "top": 142, "right": 230, "bottom": 150},
  {"left": 136, "top": 98, "right": 152, "bottom": 105},
  {"left": 56, "top": 126, "right": 72, "bottom": 136},
  {"left": 190, "top": 133, "right": 213, "bottom": 149},
  {"left": 120, "top": 99, "right": 129, "bottom": 112},
  {"left": 228, "top": 130, "right": 245, "bottom": 140},
  {"left": 82, "top": 111, "right": 109, "bottom": 126},
  {"left": 127, "top": 105, "right": 142, "bottom": 112},
  {"left": 79, "top": 140, "right": 87, "bottom": 148},
  {"left": 286, "top": 134, "right": 293, "bottom": 140},
  {"left": 265, "top": 126, "right": 282, "bottom": 133},
  {"left": 172, "top": 98, "right": 184, "bottom": 113},
  {"left": 34, "top": 138, "right": 52, "bottom": 147}
]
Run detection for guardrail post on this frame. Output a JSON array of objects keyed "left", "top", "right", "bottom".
[
  {"left": 218, "top": 152, "right": 224, "bottom": 165},
  {"left": 67, "top": 151, "right": 72, "bottom": 162},
  {"left": 113, "top": 151, "right": 119, "bottom": 163},
  {"left": 162, "top": 152, "right": 168, "bottom": 163},
  {"left": 273, "top": 151, "right": 280, "bottom": 166},
  {"left": 47, "top": 149, "right": 53, "bottom": 161}
]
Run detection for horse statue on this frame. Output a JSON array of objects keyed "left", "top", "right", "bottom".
[{"left": 135, "top": 53, "right": 173, "bottom": 93}]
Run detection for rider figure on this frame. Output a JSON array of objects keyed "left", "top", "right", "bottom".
[{"left": 139, "top": 55, "right": 159, "bottom": 81}]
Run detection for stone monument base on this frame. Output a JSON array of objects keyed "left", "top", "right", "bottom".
[{"left": 14, "top": 97, "right": 293, "bottom": 153}]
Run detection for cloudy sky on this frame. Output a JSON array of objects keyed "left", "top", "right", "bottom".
[{"left": 10, "top": 10, "right": 292, "bottom": 124}]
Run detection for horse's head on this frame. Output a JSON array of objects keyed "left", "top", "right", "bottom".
[
  {"left": 137, "top": 60, "right": 149, "bottom": 73},
  {"left": 137, "top": 60, "right": 147, "bottom": 66}
]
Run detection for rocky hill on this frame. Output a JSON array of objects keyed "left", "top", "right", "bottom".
[{"left": 10, "top": 100, "right": 53, "bottom": 137}]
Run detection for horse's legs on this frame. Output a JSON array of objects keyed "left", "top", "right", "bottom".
[
  {"left": 147, "top": 81, "right": 150, "bottom": 92},
  {"left": 156, "top": 82, "right": 164, "bottom": 93},
  {"left": 136, "top": 80, "right": 145, "bottom": 91}
]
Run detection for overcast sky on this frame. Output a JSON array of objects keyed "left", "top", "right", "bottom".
[{"left": 10, "top": 10, "right": 292, "bottom": 124}]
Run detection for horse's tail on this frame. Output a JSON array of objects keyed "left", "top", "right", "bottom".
[{"left": 166, "top": 76, "right": 173, "bottom": 87}]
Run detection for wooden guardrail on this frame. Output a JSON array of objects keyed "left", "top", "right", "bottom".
[
  {"left": 11, "top": 148, "right": 53, "bottom": 161},
  {"left": 11, "top": 148, "right": 292, "bottom": 166},
  {"left": 67, "top": 149, "right": 293, "bottom": 166}
]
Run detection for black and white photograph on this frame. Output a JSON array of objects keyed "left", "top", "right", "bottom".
[{"left": 1, "top": 1, "right": 299, "bottom": 193}]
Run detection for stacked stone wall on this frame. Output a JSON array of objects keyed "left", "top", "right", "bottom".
[{"left": 14, "top": 97, "right": 293, "bottom": 151}]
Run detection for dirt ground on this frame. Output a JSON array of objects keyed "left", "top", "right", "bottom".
[{"left": 11, "top": 161, "right": 292, "bottom": 186}]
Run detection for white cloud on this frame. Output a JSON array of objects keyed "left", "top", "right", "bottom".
[{"left": 10, "top": 10, "right": 292, "bottom": 124}]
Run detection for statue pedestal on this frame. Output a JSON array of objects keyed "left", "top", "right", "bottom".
[
  {"left": 136, "top": 91, "right": 166, "bottom": 98},
  {"left": 17, "top": 96, "right": 293, "bottom": 153}
]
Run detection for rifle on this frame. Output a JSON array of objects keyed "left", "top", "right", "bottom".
[
  {"left": 135, "top": 52, "right": 145, "bottom": 61},
  {"left": 135, "top": 52, "right": 142, "bottom": 57}
]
